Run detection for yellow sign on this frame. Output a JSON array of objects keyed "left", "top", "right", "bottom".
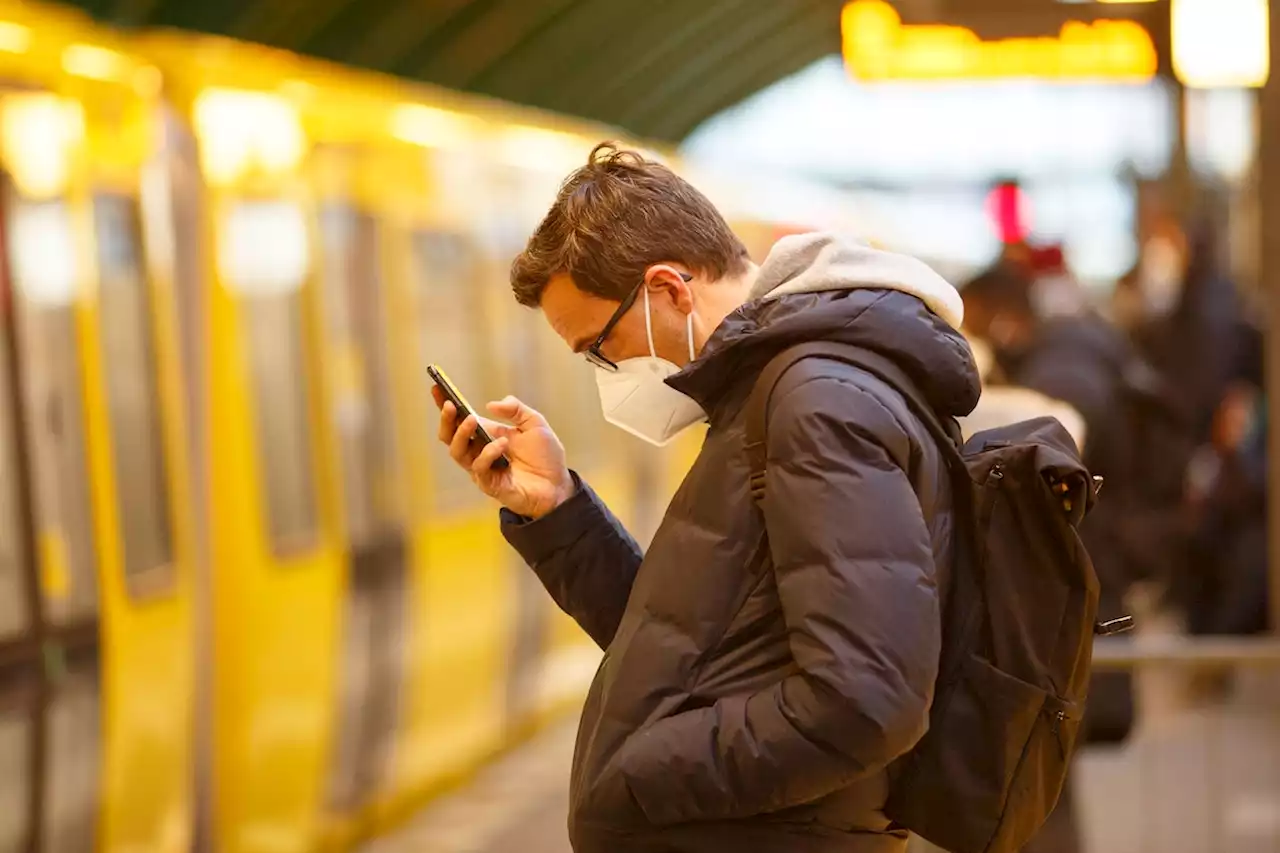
[{"left": 842, "top": 0, "right": 1158, "bottom": 82}]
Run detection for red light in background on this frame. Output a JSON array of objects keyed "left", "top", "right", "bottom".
[{"left": 987, "top": 182, "right": 1029, "bottom": 244}]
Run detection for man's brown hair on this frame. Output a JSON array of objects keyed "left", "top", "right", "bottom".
[{"left": 510, "top": 142, "right": 750, "bottom": 307}]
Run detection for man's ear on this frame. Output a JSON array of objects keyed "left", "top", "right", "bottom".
[{"left": 644, "top": 265, "right": 695, "bottom": 314}]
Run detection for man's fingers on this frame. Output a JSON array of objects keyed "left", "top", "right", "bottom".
[
  {"left": 486, "top": 422, "right": 516, "bottom": 440},
  {"left": 449, "top": 414, "right": 479, "bottom": 464},
  {"left": 437, "top": 400, "right": 458, "bottom": 445},
  {"left": 471, "top": 437, "right": 510, "bottom": 476},
  {"left": 487, "top": 395, "right": 546, "bottom": 430}
]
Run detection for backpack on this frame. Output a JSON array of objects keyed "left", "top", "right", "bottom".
[{"left": 746, "top": 342, "right": 1127, "bottom": 853}]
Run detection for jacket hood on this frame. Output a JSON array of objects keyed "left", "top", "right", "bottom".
[{"left": 669, "top": 232, "right": 981, "bottom": 420}]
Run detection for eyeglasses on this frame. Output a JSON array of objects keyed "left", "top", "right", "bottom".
[{"left": 584, "top": 272, "right": 692, "bottom": 372}]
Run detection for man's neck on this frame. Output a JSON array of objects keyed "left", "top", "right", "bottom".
[{"left": 694, "top": 264, "right": 759, "bottom": 354}]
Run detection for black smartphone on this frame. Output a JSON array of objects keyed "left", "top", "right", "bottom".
[{"left": 428, "top": 364, "right": 510, "bottom": 470}]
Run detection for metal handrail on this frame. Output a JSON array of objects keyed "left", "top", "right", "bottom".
[{"left": 1091, "top": 635, "right": 1280, "bottom": 668}]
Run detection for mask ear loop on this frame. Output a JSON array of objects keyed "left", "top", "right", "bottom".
[
  {"left": 643, "top": 284, "right": 697, "bottom": 362},
  {"left": 643, "top": 286, "right": 658, "bottom": 358}
]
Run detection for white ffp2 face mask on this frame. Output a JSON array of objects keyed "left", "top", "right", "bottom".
[{"left": 594, "top": 287, "right": 707, "bottom": 447}]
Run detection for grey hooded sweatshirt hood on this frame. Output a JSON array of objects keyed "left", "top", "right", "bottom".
[
  {"left": 747, "top": 231, "right": 966, "bottom": 326},
  {"left": 669, "top": 231, "right": 981, "bottom": 421}
]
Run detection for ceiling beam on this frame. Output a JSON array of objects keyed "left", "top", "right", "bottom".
[
  {"left": 617, "top": 1, "right": 832, "bottom": 131},
  {"left": 416, "top": 0, "right": 584, "bottom": 88},
  {"left": 651, "top": 3, "right": 838, "bottom": 140},
  {"left": 470, "top": 0, "right": 653, "bottom": 99},
  {"left": 341, "top": 0, "right": 475, "bottom": 72},
  {"left": 550, "top": 0, "right": 758, "bottom": 120}
]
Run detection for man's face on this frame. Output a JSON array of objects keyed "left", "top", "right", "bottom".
[{"left": 540, "top": 268, "right": 694, "bottom": 369}]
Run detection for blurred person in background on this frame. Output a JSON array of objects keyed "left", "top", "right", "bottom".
[
  {"left": 1118, "top": 206, "right": 1268, "bottom": 645},
  {"left": 1180, "top": 324, "right": 1270, "bottom": 645},
  {"left": 960, "top": 256, "right": 1162, "bottom": 757},
  {"left": 434, "top": 142, "right": 982, "bottom": 853},
  {"left": 962, "top": 251, "right": 1191, "bottom": 599},
  {"left": 1123, "top": 212, "right": 1243, "bottom": 444},
  {"left": 958, "top": 333, "right": 1087, "bottom": 452},
  {"left": 953, "top": 310, "right": 1087, "bottom": 853}
]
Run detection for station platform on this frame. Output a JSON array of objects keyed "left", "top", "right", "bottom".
[
  {"left": 359, "top": 717, "right": 577, "bottom": 853},
  {"left": 360, "top": 683, "right": 1280, "bottom": 853},
  {"left": 360, "top": 602, "right": 1280, "bottom": 853}
]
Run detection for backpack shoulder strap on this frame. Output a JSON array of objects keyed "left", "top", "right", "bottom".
[{"left": 745, "top": 341, "right": 964, "bottom": 505}]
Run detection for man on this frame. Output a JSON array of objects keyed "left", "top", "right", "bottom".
[
  {"left": 434, "top": 143, "right": 981, "bottom": 853},
  {"left": 959, "top": 260, "right": 1181, "bottom": 599}
]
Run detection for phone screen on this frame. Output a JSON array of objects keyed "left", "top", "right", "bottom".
[{"left": 428, "top": 364, "right": 510, "bottom": 470}]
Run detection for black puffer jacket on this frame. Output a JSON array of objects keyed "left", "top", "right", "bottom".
[{"left": 502, "top": 234, "right": 981, "bottom": 853}]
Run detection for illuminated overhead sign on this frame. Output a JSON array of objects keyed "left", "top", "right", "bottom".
[
  {"left": 1172, "top": 0, "right": 1269, "bottom": 88},
  {"left": 841, "top": 0, "right": 1158, "bottom": 82}
]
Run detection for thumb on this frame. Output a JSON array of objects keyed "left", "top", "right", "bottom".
[{"left": 487, "top": 395, "right": 546, "bottom": 430}]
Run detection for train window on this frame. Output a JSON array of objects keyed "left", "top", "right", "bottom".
[
  {"left": 410, "top": 230, "right": 488, "bottom": 514},
  {"left": 219, "top": 200, "right": 318, "bottom": 554},
  {"left": 5, "top": 196, "right": 98, "bottom": 624},
  {"left": 0, "top": 327, "right": 30, "bottom": 641},
  {"left": 318, "top": 207, "right": 403, "bottom": 542},
  {"left": 93, "top": 194, "right": 174, "bottom": 591}
]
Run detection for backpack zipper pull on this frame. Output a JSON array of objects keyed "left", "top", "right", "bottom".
[
  {"left": 1050, "top": 709, "right": 1068, "bottom": 758},
  {"left": 1095, "top": 615, "right": 1136, "bottom": 636}
]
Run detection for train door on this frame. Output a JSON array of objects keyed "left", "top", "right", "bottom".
[
  {"left": 498, "top": 307, "right": 549, "bottom": 734},
  {"left": 157, "top": 57, "right": 343, "bottom": 853},
  {"left": 316, "top": 203, "right": 409, "bottom": 823},
  {"left": 0, "top": 174, "right": 101, "bottom": 853},
  {"left": 396, "top": 221, "right": 510, "bottom": 792},
  {"left": 526, "top": 316, "right": 609, "bottom": 717},
  {"left": 208, "top": 188, "right": 342, "bottom": 853},
  {"left": 479, "top": 163, "right": 552, "bottom": 735},
  {"left": 147, "top": 101, "right": 212, "bottom": 853}
]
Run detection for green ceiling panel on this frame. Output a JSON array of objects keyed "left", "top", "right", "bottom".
[{"left": 57, "top": 0, "right": 847, "bottom": 140}]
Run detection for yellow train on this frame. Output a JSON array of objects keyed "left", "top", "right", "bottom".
[{"left": 0, "top": 4, "right": 849, "bottom": 853}]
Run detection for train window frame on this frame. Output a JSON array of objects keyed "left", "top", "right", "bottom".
[
  {"left": 219, "top": 198, "right": 322, "bottom": 558},
  {"left": 317, "top": 204, "right": 405, "bottom": 544},
  {"left": 408, "top": 228, "right": 490, "bottom": 517},
  {"left": 92, "top": 192, "right": 177, "bottom": 599},
  {"left": 0, "top": 311, "right": 32, "bottom": 643},
  {"left": 3, "top": 188, "right": 100, "bottom": 626}
]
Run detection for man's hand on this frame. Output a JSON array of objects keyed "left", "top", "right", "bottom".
[{"left": 433, "top": 387, "right": 575, "bottom": 519}]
